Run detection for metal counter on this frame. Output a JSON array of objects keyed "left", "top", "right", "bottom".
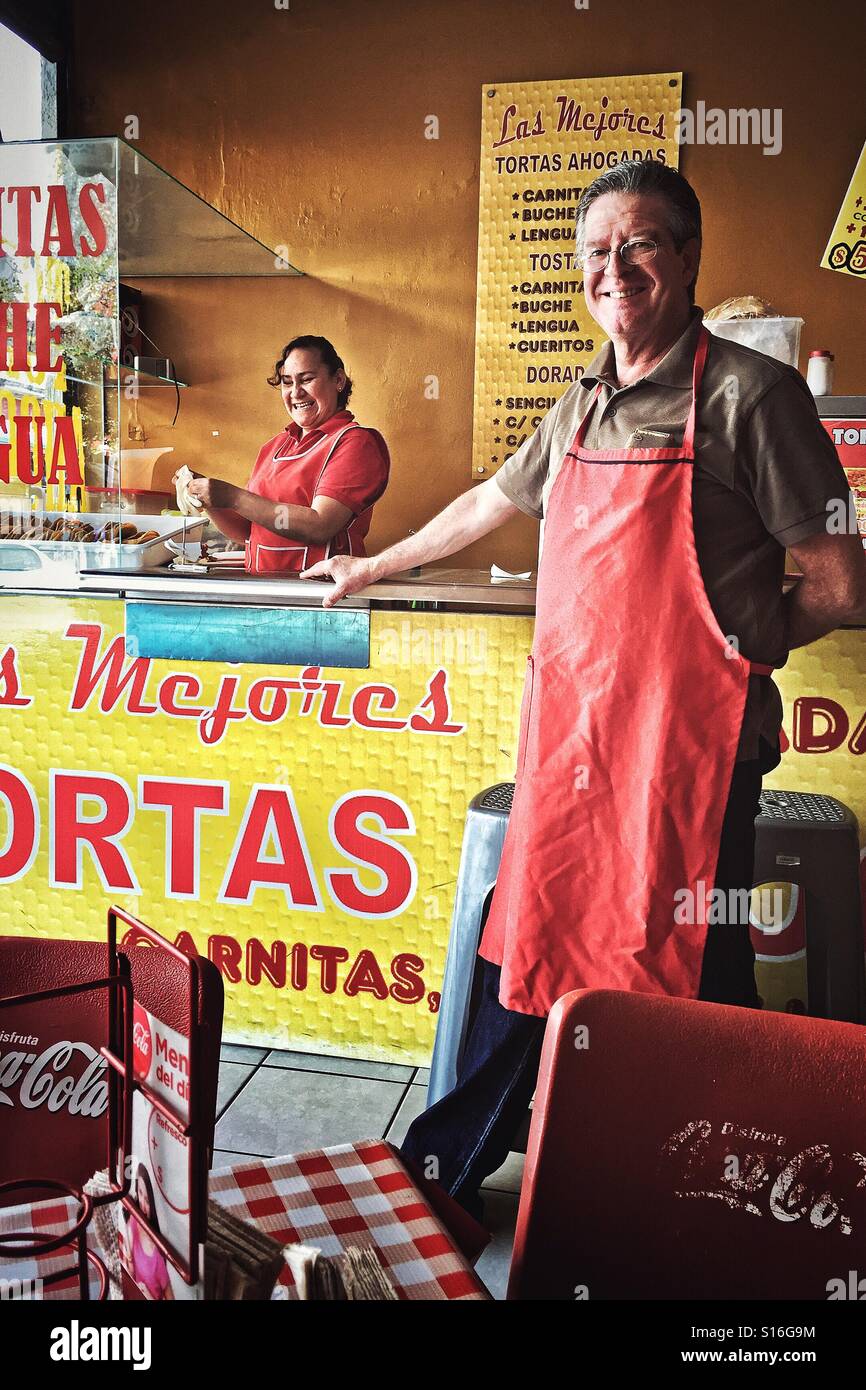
[{"left": 3, "top": 565, "right": 538, "bottom": 612}]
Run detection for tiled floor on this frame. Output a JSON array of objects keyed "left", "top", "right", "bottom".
[{"left": 212, "top": 1043, "right": 523, "bottom": 1300}]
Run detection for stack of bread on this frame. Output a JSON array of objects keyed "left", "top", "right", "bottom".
[
  {"left": 0, "top": 518, "right": 159, "bottom": 545},
  {"left": 704, "top": 294, "right": 780, "bottom": 320}
]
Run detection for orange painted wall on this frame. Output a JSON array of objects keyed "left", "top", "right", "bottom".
[{"left": 71, "top": 0, "right": 865, "bottom": 571}]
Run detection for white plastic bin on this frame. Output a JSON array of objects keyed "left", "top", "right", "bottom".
[{"left": 703, "top": 316, "right": 804, "bottom": 368}]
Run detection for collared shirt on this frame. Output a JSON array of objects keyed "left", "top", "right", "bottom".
[{"left": 495, "top": 307, "right": 852, "bottom": 760}]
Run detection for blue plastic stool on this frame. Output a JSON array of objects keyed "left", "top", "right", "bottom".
[{"left": 427, "top": 783, "right": 514, "bottom": 1108}]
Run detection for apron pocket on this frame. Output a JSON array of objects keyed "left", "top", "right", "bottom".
[{"left": 252, "top": 542, "right": 308, "bottom": 574}]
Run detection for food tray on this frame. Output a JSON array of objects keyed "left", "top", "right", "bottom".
[{"left": 0, "top": 512, "right": 207, "bottom": 573}]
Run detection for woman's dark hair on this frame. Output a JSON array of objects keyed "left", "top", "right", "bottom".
[
  {"left": 135, "top": 1163, "right": 160, "bottom": 1235},
  {"left": 267, "top": 335, "right": 353, "bottom": 408},
  {"left": 574, "top": 159, "right": 702, "bottom": 304}
]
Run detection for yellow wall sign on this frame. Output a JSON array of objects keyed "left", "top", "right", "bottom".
[
  {"left": 821, "top": 138, "right": 866, "bottom": 278},
  {"left": 769, "top": 627, "right": 866, "bottom": 829},
  {"left": 471, "top": 72, "right": 682, "bottom": 482},
  {"left": 0, "top": 596, "right": 533, "bottom": 1066}
]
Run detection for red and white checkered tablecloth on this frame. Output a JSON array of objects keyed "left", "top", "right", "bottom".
[
  {"left": 209, "top": 1139, "right": 491, "bottom": 1301},
  {"left": 0, "top": 1195, "right": 92, "bottom": 1299}
]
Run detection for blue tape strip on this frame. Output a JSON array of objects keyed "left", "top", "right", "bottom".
[{"left": 125, "top": 602, "right": 370, "bottom": 669}]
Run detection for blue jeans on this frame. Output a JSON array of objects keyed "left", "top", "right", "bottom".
[{"left": 399, "top": 757, "right": 764, "bottom": 1221}]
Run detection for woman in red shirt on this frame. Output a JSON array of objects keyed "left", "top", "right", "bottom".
[{"left": 173, "top": 336, "right": 390, "bottom": 574}]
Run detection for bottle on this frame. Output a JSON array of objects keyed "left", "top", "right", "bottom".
[{"left": 806, "top": 350, "right": 834, "bottom": 397}]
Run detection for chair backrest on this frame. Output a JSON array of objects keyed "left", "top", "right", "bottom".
[{"left": 508, "top": 989, "right": 866, "bottom": 1300}]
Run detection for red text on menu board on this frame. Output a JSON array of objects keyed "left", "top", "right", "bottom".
[{"left": 0, "top": 182, "right": 108, "bottom": 485}]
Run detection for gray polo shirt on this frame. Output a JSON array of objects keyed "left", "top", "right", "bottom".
[{"left": 495, "top": 306, "right": 852, "bottom": 761}]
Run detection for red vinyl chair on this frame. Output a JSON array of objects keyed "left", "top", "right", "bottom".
[{"left": 507, "top": 990, "right": 866, "bottom": 1300}]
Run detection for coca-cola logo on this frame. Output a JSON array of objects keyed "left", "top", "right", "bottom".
[
  {"left": 0, "top": 1041, "right": 108, "bottom": 1116},
  {"left": 132, "top": 1002, "right": 153, "bottom": 1081},
  {"left": 661, "top": 1119, "right": 866, "bottom": 1236}
]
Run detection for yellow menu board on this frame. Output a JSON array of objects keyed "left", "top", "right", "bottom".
[
  {"left": 821, "top": 138, "right": 866, "bottom": 278},
  {"left": 0, "top": 595, "right": 534, "bottom": 1065},
  {"left": 471, "top": 72, "right": 683, "bottom": 482}
]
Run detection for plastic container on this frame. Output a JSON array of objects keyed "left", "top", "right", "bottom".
[
  {"left": 703, "top": 316, "right": 804, "bottom": 368},
  {"left": 0, "top": 511, "right": 207, "bottom": 573},
  {"left": 806, "top": 350, "right": 835, "bottom": 397},
  {"left": 86, "top": 487, "right": 175, "bottom": 514}
]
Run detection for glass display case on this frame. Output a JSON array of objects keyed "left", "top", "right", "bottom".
[{"left": 0, "top": 137, "right": 300, "bottom": 581}]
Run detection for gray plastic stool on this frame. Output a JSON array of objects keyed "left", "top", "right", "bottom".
[
  {"left": 428, "top": 784, "right": 866, "bottom": 1116},
  {"left": 754, "top": 789, "right": 865, "bottom": 1024},
  {"left": 427, "top": 783, "right": 514, "bottom": 1109}
]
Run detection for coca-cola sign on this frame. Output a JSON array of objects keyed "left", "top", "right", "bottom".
[
  {"left": 661, "top": 1118, "right": 866, "bottom": 1236},
  {"left": 0, "top": 929, "right": 221, "bottom": 1217},
  {"left": 0, "top": 1037, "right": 107, "bottom": 1116}
]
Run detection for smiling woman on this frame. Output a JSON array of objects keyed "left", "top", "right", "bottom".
[{"left": 173, "top": 335, "right": 390, "bottom": 575}]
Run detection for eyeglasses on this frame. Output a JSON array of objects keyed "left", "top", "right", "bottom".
[{"left": 580, "top": 238, "right": 660, "bottom": 272}]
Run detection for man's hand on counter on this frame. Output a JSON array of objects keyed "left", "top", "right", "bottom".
[
  {"left": 301, "top": 477, "right": 523, "bottom": 607},
  {"left": 300, "top": 555, "right": 375, "bottom": 606}
]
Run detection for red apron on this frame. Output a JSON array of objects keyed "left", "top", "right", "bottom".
[
  {"left": 246, "top": 422, "right": 362, "bottom": 574},
  {"left": 480, "top": 326, "right": 771, "bottom": 1016}
]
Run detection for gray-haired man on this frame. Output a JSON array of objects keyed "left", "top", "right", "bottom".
[{"left": 304, "top": 161, "right": 865, "bottom": 1219}]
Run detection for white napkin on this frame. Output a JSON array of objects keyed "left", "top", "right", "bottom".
[
  {"left": 175, "top": 464, "right": 204, "bottom": 515},
  {"left": 491, "top": 563, "right": 532, "bottom": 582}
]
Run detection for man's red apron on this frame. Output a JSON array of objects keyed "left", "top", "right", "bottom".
[
  {"left": 246, "top": 422, "right": 362, "bottom": 574},
  {"left": 480, "top": 326, "right": 770, "bottom": 1016}
]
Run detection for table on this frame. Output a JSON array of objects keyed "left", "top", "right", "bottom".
[
  {"left": 210, "top": 1139, "right": 491, "bottom": 1301},
  {"left": 0, "top": 1140, "right": 492, "bottom": 1300}
]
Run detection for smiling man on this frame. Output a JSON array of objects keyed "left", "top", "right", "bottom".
[{"left": 303, "top": 160, "right": 866, "bottom": 1221}]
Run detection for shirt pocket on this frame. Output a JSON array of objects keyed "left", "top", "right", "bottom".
[{"left": 625, "top": 427, "right": 677, "bottom": 447}]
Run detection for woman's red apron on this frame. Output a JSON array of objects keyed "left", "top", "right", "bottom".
[
  {"left": 246, "top": 422, "right": 362, "bottom": 574},
  {"left": 480, "top": 326, "right": 770, "bottom": 1016}
]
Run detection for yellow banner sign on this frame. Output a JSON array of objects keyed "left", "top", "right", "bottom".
[
  {"left": 1, "top": 599, "right": 862, "bottom": 1057},
  {"left": 0, "top": 596, "right": 533, "bottom": 1065},
  {"left": 821, "top": 138, "right": 866, "bottom": 278},
  {"left": 471, "top": 72, "right": 682, "bottom": 482}
]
